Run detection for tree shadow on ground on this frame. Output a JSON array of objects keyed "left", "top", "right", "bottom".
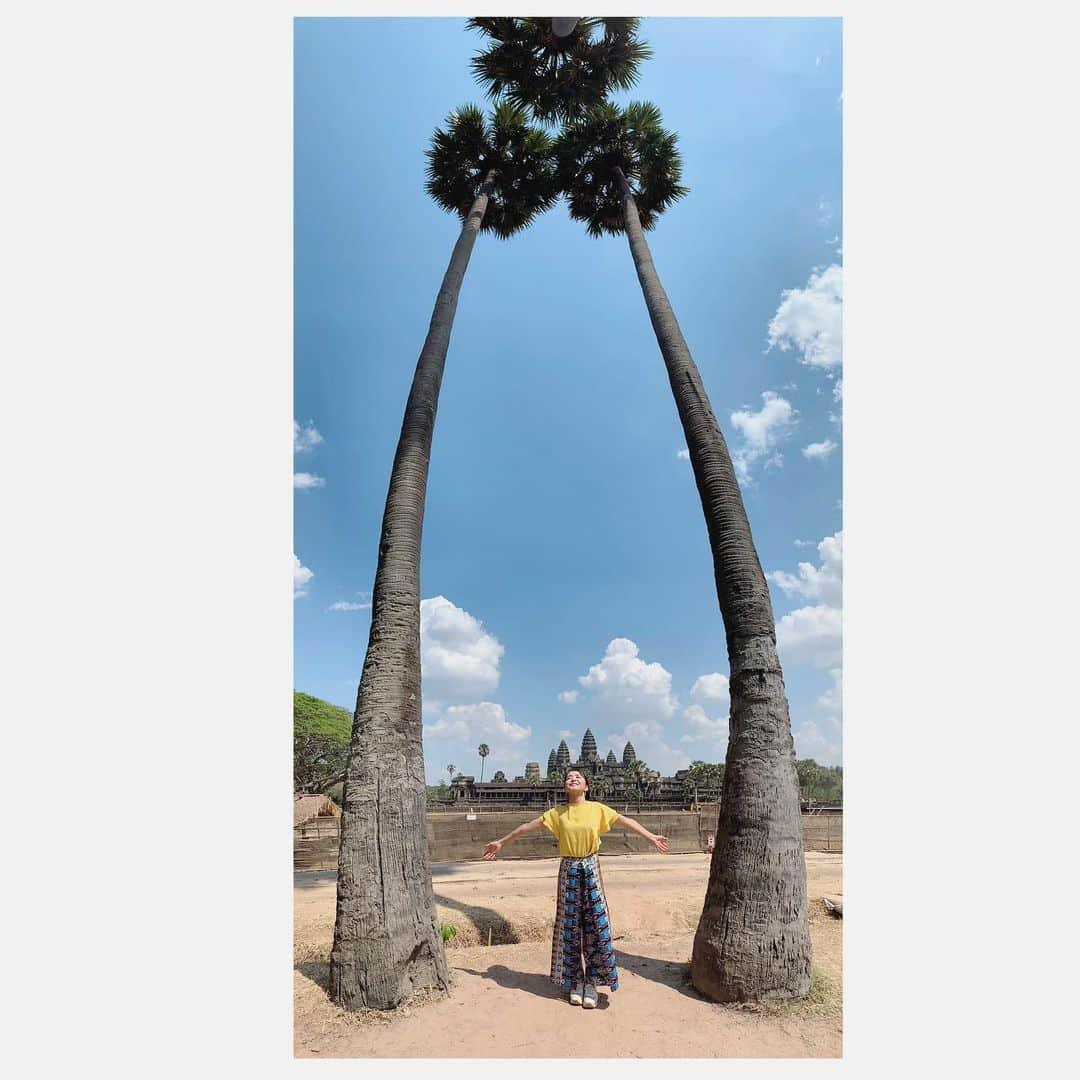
[
  {"left": 614, "top": 948, "right": 703, "bottom": 1001},
  {"left": 294, "top": 870, "right": 336, "bottom": 890},
  {"left": 455, "top": 964, "right": 612, "bottom": 1007},
  {"left": 296, "top": 960, "right": 331, "bottom": 989},
  {"left": 433, "top": 892, "right": 522, "bottom": 944}
]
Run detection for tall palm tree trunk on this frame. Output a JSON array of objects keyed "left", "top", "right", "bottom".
[
  {"left": 330, "top": 171, "right": 496, "bottom": 1011},
  {"left": 614, "top": 167, "right": 811, "bottom": 1002}
]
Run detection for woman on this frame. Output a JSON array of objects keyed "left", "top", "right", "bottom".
[{"left": 482, "top": 769, "right": 669, "bottom": 1008}]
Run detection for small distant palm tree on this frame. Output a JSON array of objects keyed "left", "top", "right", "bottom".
[
  {"left": 468, "top": 18, "right": 651, "bottom": 123},
  {"left": 330, "top": 102, "right": 557, "bottom": 1014},
  {"left": 447, "top": 763, "right": 457, "bottom": 781},
  {"left": 555, "top": 101, "right": 811, "bottom": 1003},
  {"left": 477, "top": 743, "right": 490, "bottom": 784}
]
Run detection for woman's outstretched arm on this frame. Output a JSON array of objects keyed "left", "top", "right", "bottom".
[
  {"left": 614, "top": 814, "right": 669, "bottom": 853},
  {"left": 482, "top": 816, "right": 546, "bottom": 859}
]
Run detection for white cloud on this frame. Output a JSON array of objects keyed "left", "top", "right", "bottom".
[
  {"left": 690, "top": 672, "right": 730, "bottom": 706},
  {"left": 818, "top": 668, "right": 842, "bottom": 719},
  {"left": 557, "top": 690, "right": 579, "bottom": 704},
  {"left": 679, "top": 703, "right": 730, "bottom": 751},
  {"left": 770, "top": 535, "right": 843, "bottom": 668},
  {"left": 767, "top": 531, "right": 843, "bottom": 607},
  {"left": 578, "top": 638, "right": 678, "bottom": 720},
  {"left": 729, "top": 391, "right": 798, "bottom": 483},
  {"left": 420, "top": 595, "right": 504, "bottom": 705},
  {"left": 293, "top": 420, "right": 324, "bottom": 453},
  {"left": 802, "top": 438, "right": 838, "bottom": 460},
  {"left": 293, "top": 472, "right": 326, "bottom": 490},
  {"left": 676, "top": 448, "right": 690, "bottom": 461},
  {"left": 327, "top": 600, "right": 371, "bottom": 612},
  {"left": 816, "top": 196, "right": 833, "bottom": 226},
  {"left": 793, "top": 717, "right": 841, "bottom": 766},
  {"left": 444, "top": 701, "right": 530, "bottom": 743},
  {"left": 794, "top": 538, "right": 814, "bottom": 548},
  {"left": 422, "top": 715, "right": 469, "bottom": 740},
  {"left": 558, "top": 729, "right": 572, "bottom": 740},
  {"left": 293, "top": 554, "right": 313, "bottom": 599},
  {"left": 766, "top": 263, "right": 843, "bottom": 370},
  {"left": 776, "top": 603, "right": 842, "bottom": 667},
  {"left": 572, "top": 638, "right": 687, "bottom": 775}
]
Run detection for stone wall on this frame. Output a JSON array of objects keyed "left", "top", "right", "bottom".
[{"left": 294, "top": 807, "right": 842, "bottom": 871}]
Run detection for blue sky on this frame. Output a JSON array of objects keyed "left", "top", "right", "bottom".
[{"left": 294, "top": 17, "right": 843, "bottom": 781}]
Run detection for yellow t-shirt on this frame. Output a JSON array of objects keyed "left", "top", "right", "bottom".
[{"left": 540, "top": 801, "right": 621, "bottom": 857}]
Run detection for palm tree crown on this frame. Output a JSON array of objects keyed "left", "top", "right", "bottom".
[
  {"left": 468, "top": 18, "right": 651, "bottom": 123},
  {"left": 425, "top": 102, "right": 558, "bottom": 239},
  {"left": 555, "top": 101, "right": 688, "bottom": 237}
]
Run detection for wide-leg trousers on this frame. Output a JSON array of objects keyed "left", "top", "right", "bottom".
[{"left": 549, "top": 853, "right": 619, "bottom": 991}]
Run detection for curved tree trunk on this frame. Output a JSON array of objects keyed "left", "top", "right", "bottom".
[
  {"left": 614, "top": 167, "right": 811, "bottom": 1002},
  {"left": 330, "top": 172, "right": 496, "bottom": 1011}
]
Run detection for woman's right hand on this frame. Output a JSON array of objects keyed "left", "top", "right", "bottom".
[{"left": 482, "top": 839, "right": 503, "bottom": 860}]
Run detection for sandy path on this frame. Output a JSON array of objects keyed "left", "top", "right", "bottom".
[{"left": 294, "top": 852, "right": 842, "bottom": 1058}]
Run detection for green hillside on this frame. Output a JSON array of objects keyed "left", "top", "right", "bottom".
[{"left": 293, "top": 690, "right": 352, "bottom": 744}]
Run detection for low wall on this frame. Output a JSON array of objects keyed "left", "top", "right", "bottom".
[{"left": 294, "top": 807, "right": 842, "bottom": 871}]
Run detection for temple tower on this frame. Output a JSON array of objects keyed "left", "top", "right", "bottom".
[
  {"left": 580, "top": 728, "right": 598, "bottom": 762},
  {"left": 623, "top": 741, "right": 637, "bottom": 768},
  {"left": 556, "top": 740, "right": 571, "bottom": 770}
]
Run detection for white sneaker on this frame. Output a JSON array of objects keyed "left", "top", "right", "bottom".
[
  {"left": 569, "top": 982, "right": 584, "bottom": 1006},
  {"left": 582, "top": 984, "right": 598, "bottom": 1009}
]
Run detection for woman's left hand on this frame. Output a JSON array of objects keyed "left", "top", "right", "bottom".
[{"left": 650, "top": 834, "right": 669, "bottom": 854}]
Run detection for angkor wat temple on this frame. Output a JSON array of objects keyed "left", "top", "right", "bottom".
[{"left": 442, "top": 728, "right": 719, "bottom": 810}]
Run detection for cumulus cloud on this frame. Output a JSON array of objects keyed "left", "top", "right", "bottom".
[
  {"left": 293, "top": 420, "right": 323, "bottom": 453},
  {"left": 676, "top": 448, "right": 690, "bottom": 461},
  {"left": 729, "top": 391, "right": 798, "bottom": 483},
  {"left": 422, "top": 714, "right": 469, "bottom": 740},
  {"left": 690, "top": 673, "right": 730, "bottom": 707},
  {"left": 776, "top": 604, "right": 842, "bottom": 667},
  {"left": 571, "top": 638, "right": 687, "bottom": 774},
  {"left": 443, "top": 702, "right": 530, "bottom": 743},
  {"left": 293, "top": 472, "right": 326, "bottom": 490},
  {"left": 767, "top": 264, "right": 843, "bottom": 370},
  {"left": 818, "top": 668, "right": 842, "bottom": 718},
  {"left": 420, "top": 595, "right": 504, "bottom": 705},
  {"left": 793, "top": 717, "right": 841, "bottom": 766},
  {"left": 578, "top": 638, "right": 678, "bottom": 721},
  {"left": 802, "top": 438, "right": 838, "bottom": 461},
  {"left": 293, "top": 554, "right": 313, "bottom": 599},
  {"left": 767, "top": 531, "right": 842, "bottom": 607},
  {"left": 557, "top": 690, "right": 579, "bottom": 704},
  {"left": 680, "top": 703, "right": 730, "bottom": 751}
]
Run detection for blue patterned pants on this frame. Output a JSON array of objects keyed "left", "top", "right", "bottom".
[{"left": 549, "top": 854, "right": 619, "bottom": 991}]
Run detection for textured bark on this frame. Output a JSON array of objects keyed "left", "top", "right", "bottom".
[
  {"left": 615, "top": 167, "right": 811, "bottom": 1002},
  {"left": 329, "top": 172, "right": 496, "bottom": 1011}
]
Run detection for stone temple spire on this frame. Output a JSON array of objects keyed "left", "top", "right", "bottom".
[
  {"left": 622, "top": 741, "right": 637, "bottom": 767},
  {"left": 547, "top": 749, "right": 557, "bottom": 777},
  {"left": 581, "top": 728, "right": 598, "bottom": 761},
  {"left": 606, "top": 749, "right": 618, "bottom": 766},
  {"left": 556, "top": 740, "right": 571, "bottom": 770}
]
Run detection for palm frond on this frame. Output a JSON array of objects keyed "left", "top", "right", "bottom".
[
  {"left": 425, "top": 102, "right": 558, "bottom": 239},
  {"left": 554, "top": 101, "right": 688, "bottom": 237},
  {"left": 467, "top": 16, "right": 650, "bottom": 123}
]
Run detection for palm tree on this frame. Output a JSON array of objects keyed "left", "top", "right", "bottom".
[
  {"left": 330, "top": 103, "right": 557, "bottom": 1013},
  {"left": 446, "top": 763, "right": 457, "bottom": 781},
  {"left": 556, "top": 101, "right": 811, "bottom": 1003},
  {"left": 477, "top": 743, "right": 490, "bottom": 784},
  {"left": 468, "top": 18, "right": 651, "bottom": 123}
]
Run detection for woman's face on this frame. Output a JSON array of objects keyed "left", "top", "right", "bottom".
[{"left": 564, "top": 770, "right": 588, "bottom": 796}]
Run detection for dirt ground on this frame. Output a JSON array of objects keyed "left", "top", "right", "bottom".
[{"left": 294, "top": 851, "right": 842, "bottom": 1058}]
